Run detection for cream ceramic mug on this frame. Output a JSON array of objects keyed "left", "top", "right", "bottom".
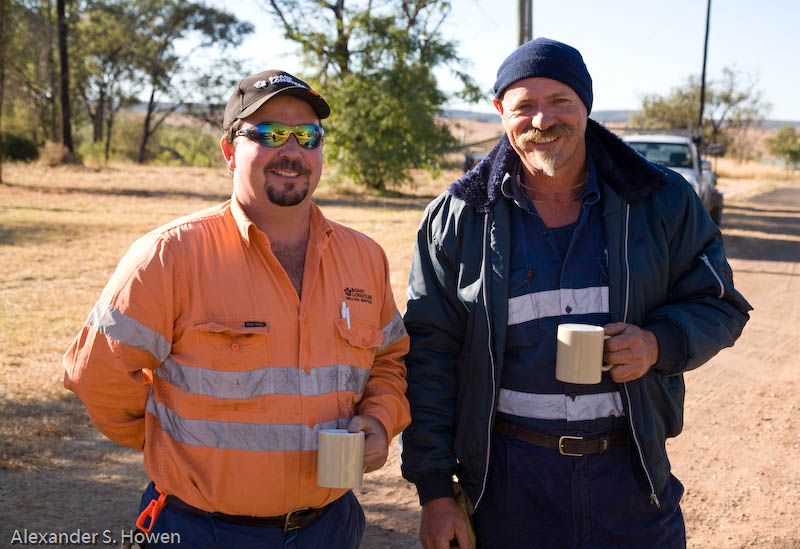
[
  {"left": 555, "top": 323, "right": 612, "bottom": 384},
  {"left": 317, "top": 429, "right": 365, "bottom": 489}
]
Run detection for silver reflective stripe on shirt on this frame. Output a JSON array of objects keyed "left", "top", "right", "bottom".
[
  {"left": 87, "top": 302, "right": 171, "bottom": 362},
  {"left": 146, "top": 393, "right": 350, "bottom": 451},
  {"left": 380, "top": 311, "right": 408, "bottom": 350},
  {"left": 154, "top": 359, "right": 370, "bottom": 399},
  {"left": 507, "top": 286, "right": 610, "bottom": 326},
  {"left": 497, "top": 388, "right": 624, "bottom": 421}
]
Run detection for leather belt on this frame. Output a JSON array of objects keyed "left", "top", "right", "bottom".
[
  {"left": 164, "top": 495, "right": 331, "bottom": 531},
  {"left": 494, "top": 416, "right": 628, "bottom": 457}
]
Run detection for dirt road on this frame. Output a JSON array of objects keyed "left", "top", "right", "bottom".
[{"left": 1, "top": 178, "right": 798, "bottom": 548}]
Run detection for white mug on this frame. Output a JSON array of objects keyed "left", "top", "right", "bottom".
[
  {"left": 555, "top": 323, "right": 612, "bottom": 384},
  {"left": 316, "top": 429, "right": 365, "bottom": 489}
]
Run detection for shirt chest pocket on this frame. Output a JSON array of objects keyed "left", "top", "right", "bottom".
[
  {"left": 191, "top": 321, "right": 272, "bottom": 369},
  {"left": 334, "top": 318, "right": 382, "bottom": 373}
]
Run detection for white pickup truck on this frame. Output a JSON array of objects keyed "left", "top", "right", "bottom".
[{"left": 623, "top": 134, "right": 723, "bottom": 226}]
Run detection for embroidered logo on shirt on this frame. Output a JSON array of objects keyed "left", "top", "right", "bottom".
[{"left": 344, "top": 287, "right": 373, "bottom": 304}]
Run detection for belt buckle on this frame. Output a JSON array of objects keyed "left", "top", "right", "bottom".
[
  {"left": 558, "top": 435, "right": 584, "bottom": 457},
  {"left": 283, "top": 508, "right": 309, "bottom": 532}
]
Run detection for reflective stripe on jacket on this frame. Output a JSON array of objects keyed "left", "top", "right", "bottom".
[{"left": 64, "top": 197, "right": 410, "bottom": 516}]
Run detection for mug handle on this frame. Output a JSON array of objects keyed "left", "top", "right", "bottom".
[{"left": 601, "top": 335, "right": 613, "bottom": 371}]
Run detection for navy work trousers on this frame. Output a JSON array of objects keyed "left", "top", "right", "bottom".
[
  {"left": 473, "top": 430, "right": 685, "bottom": 548},
  {"left": 135, "top": 482, "right": 365, "bottom": 548}
]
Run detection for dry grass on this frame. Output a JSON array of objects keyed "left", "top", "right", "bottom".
[{"left": 714, "top": 156, "right": 796, "bottom": 181}]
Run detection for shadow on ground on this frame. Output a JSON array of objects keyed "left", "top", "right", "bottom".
[{"left": 722, "top": 189, "right": 800, "bottom": 263}]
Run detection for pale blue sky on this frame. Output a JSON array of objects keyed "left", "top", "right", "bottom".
[{"left": 220, "top": 0, "right": 800, "bottom": 121}]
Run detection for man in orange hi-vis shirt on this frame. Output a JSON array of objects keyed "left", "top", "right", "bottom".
[{"left": 63, "top": 70, "right": 410, "bottom": 548}]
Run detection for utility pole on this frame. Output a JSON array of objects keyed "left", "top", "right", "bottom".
[
  {"left": 696, "top": 0, "right": 711, "bottom": 163},
  {"left": 518, "top": 0, "right": 532, "bottom": 45}
]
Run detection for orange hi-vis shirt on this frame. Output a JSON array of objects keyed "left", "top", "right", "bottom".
[{"left": 63, "top": 197, "right": 410, "bottom": 516}]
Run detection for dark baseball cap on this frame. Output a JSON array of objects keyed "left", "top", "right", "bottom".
[{"left": 222, "top": 70, "right": 330, "bottom": 129}]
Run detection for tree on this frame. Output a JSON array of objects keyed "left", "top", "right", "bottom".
[
  {"left": 56, "top": 0, "right": 74, "bottom": 154},
  {"left": 630, "top": 67, "right": 770, "bottom": 157},
  {"left": 72, "top": 0, "right": 149, "bottom": 162},
  {"left": 6, "top": 0, "right": 61, "bottom": 144},
  {"left": 133, "top": 0, "right": 253, "bottom": 164},
  {"left": 0, "top": 0, "right": 10, "bottom": 183},
  {"left": 765, "top": 125, "right": 800, "bottom": 172},
  {"left": 265, "top": 0, "right": 481, "bottom": 190}
]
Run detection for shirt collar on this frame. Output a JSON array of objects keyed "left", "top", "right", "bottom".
[
  {"left": 230, "top": 194, "right": 256, "bottom": 245},
  {"left": 230, "top": 194, "right": 333, "bottom": 247},
  {"left": 500, "top": 144, "right": 601, "bottom": 210}
]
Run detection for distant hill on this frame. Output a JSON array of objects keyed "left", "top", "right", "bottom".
[
  {"left": 441, "top": 108, "right": 636, "bottom": 124},
  {"left": 440, "top": 108, "right": 799, "bottom": 129}
]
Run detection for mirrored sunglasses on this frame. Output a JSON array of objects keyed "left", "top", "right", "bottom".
[{"left": 236, "top": 122, "right": 324, "bottom": 149}]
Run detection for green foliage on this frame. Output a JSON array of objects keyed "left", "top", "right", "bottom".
[
  {"left": 765, "top": 125, "right": 800, "bottom": 171},
  {"left": 3, "top": 0, "right": 252, "bottom": 166},
  {"left": 325, "top": 67, "right": 456, "bottom": 188},
  {"left": 630, "top": 81, "right": 699, "bottom": 132},
  {"left": 75, "top": 111, "right": 222, "bottom": 168},
  {"left": 153, "top": 125, "right": 223, "bottom": 168},
  {"left": 629, "top": 67, "right": 770, "bottom": 154},
  {"left": 3, "top": 0, "right": 61, "bottom": 143},
  {"left": 1, "top": 132, "right": 39, "bottom": 161},
  {"left": 266, "top": 0, "right": 481, "bottom": 190},
  {"left": 131, "top": 0, "right": 253, "bottom": 163}
]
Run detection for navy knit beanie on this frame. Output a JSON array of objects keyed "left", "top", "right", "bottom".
[{"left": 493, "top": 37, "right": 593, "bottom": 114}]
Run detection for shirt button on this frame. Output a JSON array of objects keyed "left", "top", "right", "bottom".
[
  {"left": 565, "top": 306, "right": 572, "bottom": 313},
  {"left": 231, "top": 343, "right": 240, "bottom": 351}
]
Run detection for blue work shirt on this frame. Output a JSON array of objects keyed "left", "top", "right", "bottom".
[{"left": 498, "top": 155, "right": 624, "bottom": 434}]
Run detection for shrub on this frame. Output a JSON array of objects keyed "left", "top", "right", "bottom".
[
  {"left": 38, "top": 141, "right": 81, "bottom": 166},
  {"left": 2, "top": 132, "right": 39, "bottom": 161}
]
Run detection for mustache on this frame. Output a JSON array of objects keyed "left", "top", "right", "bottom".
[
  {"left": 516, "top": 124, "right": 577, "bottom": 147},
  {"left": 264, "top": 158, "right": 311, "bottom": 174}
]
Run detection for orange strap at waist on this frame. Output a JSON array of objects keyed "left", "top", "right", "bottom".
[{"left": 135, "top": 485, "right": 167, "bottom": 533}]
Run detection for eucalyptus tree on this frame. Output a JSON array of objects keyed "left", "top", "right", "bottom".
[{"left": 265, "top": 0, "right": 481, "bottom": 190}]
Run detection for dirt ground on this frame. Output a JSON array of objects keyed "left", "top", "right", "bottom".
[{"left": 2, "top": 173, "right": 799, "bottom": 548}]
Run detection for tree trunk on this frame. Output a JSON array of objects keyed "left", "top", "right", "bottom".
[
  {"left": 138, "top": 87, "right": 156, "bottom": 164},
  {"left": 0, "top": 0, "right": 7, "bottom": 184},
  {"left": 44, "top": 0, "right": 59, "bottom": 142},
  {"left": 104, "top": 107, "right": 117, "bottom": 163},
  {"left": 57, "top": 0, "right": 73, "bottom": 153}
]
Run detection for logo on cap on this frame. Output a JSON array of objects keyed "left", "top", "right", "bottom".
[{"left": 269, "top": 74, "right": 306, "bottom": 88}]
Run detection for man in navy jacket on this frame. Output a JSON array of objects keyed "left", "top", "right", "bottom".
[{"left": 401, "top": 38, "right": 751, "bottom": 548}]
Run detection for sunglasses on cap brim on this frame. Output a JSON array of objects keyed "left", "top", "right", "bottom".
[{"left": 235, "top": 122, "right": 324, "bottom": 149}]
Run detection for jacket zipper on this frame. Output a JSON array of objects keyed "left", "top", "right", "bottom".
[
  {"left": 700, "top": 254, "right": 725, "bottom": 299},
  {"left": 474, "top": 213, "right": 497, "bottom": 510},
  {"left": 620, "top": 203, "right": 660, "bottom": 507}
]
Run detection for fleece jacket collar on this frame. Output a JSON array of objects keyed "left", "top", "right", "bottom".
[{"left": 449, "top": 118, "right": 668, "bottom": 213}]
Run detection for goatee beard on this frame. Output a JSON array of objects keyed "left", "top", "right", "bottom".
[
  {"left": 515, "top": 124, "right": 576, "bottom": 177},
  {"left": 263, "top": 158, "right": 311, "bottom": 207},
  {"left": 266, "top": 180, "right": 309, "bottom": 207}
]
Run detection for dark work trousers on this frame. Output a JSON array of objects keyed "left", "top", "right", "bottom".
[
  {"left": 135, "top": 482, "right": 365, "bottom": 548},
  {"left": 473, "top": 430, "right": 685, "bottom": 549}
]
